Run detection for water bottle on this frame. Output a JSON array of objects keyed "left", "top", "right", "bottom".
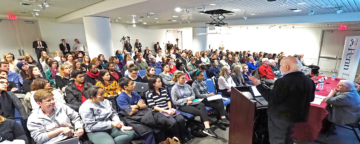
[
  {"left": 320, "top": 77, "right": 324, "bottom": 83},
  {"left": 319, "top": 83, "right": 324, "bottom": 90},
  {"left": 332, "top": 74, "right": 335, "bottom": 81}
]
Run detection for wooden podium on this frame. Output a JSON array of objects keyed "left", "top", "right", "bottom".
[{"left": 229, "top": 86, "right": 256, "bottom": 144}]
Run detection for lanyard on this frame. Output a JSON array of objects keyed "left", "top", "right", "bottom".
[
  {"left": 177, "top": 85, "right": 186, "bottom": 98},
  {"left": 196, "top": 80, "right": 209, "bottom": 94}
]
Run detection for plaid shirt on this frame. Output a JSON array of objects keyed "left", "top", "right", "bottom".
[{"left": 192, "top": 80, "right": 211, "bottom": 98}]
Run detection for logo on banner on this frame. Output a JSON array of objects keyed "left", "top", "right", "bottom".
[{"left": 343, "top": 38, "right": 358, "bottom": 70}]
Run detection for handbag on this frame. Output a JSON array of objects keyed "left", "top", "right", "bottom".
[{"left": 159, "top": 137, "right": 181, "bottom": 144}]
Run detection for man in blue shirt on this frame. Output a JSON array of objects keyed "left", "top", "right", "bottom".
[
  {"left": 148, "top": 57, "right": 161, "bottom": 69},
  {"left": 247, "top": 56, "right": 259, "bottom": 72},
  {"left": 117, "top": 78, "right": 158, "bottom": 144},
  {"left": 208, "top": 60, "right": 221, "bottom": 78},
  {"left": 0, "top": 62, "right": 20, "bottom": 88}
]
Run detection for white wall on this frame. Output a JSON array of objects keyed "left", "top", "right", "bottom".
[
  {"left": 192, "top": 27, "right": 207, "bottom": 52},
  {"left": 207, "top": 26, "right": 322, "bottom": 65}
]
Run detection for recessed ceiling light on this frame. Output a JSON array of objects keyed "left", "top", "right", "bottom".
[
  {"left": 133, "top": 24, "right": 136, "bottom": 27},
  {"left": 172, "top": 20, "right": 177, "bottom": 21},
  {"left": 297, "top": 2, "right": 306, "bottom": 5},
  {"left": 293, "top": 9, "right": 302, "bottom": 12},
  {"left": 33, "top": 9, "right": 40, "bottom": 12},
  {"left": 232, "top": 9, "right": 240, "bottom": 11},
  {"left": 175, "top": 7, "right": 182, "bottom": 12},
  {"left": 173, "top": 16, "right": 178, "bottom": 17},
  {"left": 210, "top": 4, "right": 216, "bottom": 6},
  {"left": 250, "top": 14, "right": 256, "bottom": 15},
  {"left": 143, "top": 22, "right": 147, "bottom": 24},
  {"left": 155, "top": 18, "right": 158, "bottom": 19},
  {"left": 156, "top": 21, "right": 159, "bottom": 23}
]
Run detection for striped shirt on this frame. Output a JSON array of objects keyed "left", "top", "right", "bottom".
[{"left": 146, "top": 88, "right": 170, "bottom": 110}]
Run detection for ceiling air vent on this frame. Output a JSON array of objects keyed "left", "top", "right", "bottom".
[{"left": 20, "top": 2, "right": 32, "bottom": 6}]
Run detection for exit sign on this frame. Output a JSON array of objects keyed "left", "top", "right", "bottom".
[
  {"left": 8, "top": 14, "right": 17, "bottom": 20},
  {"left": 339, "top": 24, "right": 347, "bottom": 30}
]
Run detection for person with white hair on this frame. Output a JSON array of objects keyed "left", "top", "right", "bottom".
[
  {"left": 247, "top": 56, "right": 258, "bottom": 72},
  {"left": 324, "top": 80, "right": 360, "bottom": 125},
  {"left": 269, "top": 59, "right": 281, "bottom": 78},
  {"left": 249, "top": 57, "right": 315, "bottom": 144},
  {"left": 258, "top": 58, "right": 276, "bottom": 84}
]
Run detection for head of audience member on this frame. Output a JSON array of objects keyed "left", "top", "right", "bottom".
[
  {"left": 190, "top": 57, "right": 196, "bottom": 65},
  {"left": 195, "top": 52, "right": 200, "bottom": 58},
  {"left": 148, "top": 50, "right": 153, "bottom": 55},
  {"left": 59, "top": 65, "right": 71, "bottom": 78},
  {"left": 74, "top": 39, "right": 80, "bottom": 43},
  {"left": 128, "top": 66, "right": 139, "bottom": 79},
  {"left": 0, "top": 77, "right": 7, "bottom": 93},
  {"left": 146, "top": 66, "right": 155, "bottom": 78},
  {"left": 134, "top": 49, "right": 139, "bottom": 53},
  {"left": 3, "top": 53, "right": 15, "bottom": 64},
  {"left": 77, "top": 52, "right": 83, "bottom": 59},
  {"left": 61, "top": 39, "right": 66, "bottom": 43},
  {"left": 357, "top": 75, "right": 360, "bottom": 84},
  {"left": 119, "top": 77, "right": 135, "bottom": 92},
  {"left": 16, "top": 62, "right": 29, "bottom": 71},
  {"left": 227, "top": 54, "right": 232, "bottom": 60},
  {"left": 36, "top": 38, "right": 41, "bottom": 42},
  {"left": 166, "top": 58, "right": 173, "bottom": 66},
  {"left": 201, "top": 52, "right": 207, "bottom": 58},
  {"left": 72, "top": 60, "right": 82, "bottom": 71},
  {"left": 0, "top": 62, "right": 9, "bottom": 72},
  {"left": 71, "top": 70, "right": 85, "bottom": 85},
  {"left": 88, "top": 63, "right": 98, "bottom": 74},
  {"left": 279, "top": 57, "right": 302, "bottom": 74},
  {"left": 249, "top": 56, "right": 255, "bottom": 63},
  {"left": 181, "top": 53, "right": 187, "bottom": 58},
  {"left": 106, "top": 62, "right": 114, "bottom": 72},
  {"left": 27, "top": 66, "right": 41, "bottom": 80},
  {"left": 198, "top": 65, "right": 207, "bottom": 72},
  {"left": 71, "top": 52, "right": 76, "bottom": 59},
  {"left": 242, "top": 65, "right": 249, "bottom": 73},
  {"left": 116, "top": 50, "right": 121, "bottom": 55},
  {"left": 148, "top": 75, "right": 162, "bottom": 92},
  {"left": 175, "top": 62, "right": 184, "bottom": 71},
  {"left": 53, "top": 51, "right": 60, "bottom": 58},
  {"left": 34, "top": 89, "right": 55, "bottom": 113},
  {"left": 337, "top": 80, "right": 356, "bottom": 93},
  {"left": 221, "top": 55, "right": 226, "bottom": 60},
  {"left": 211, "top": 54, "right": 217, "bottom": 60},
  {"left": 88, "top": 86, "right": 105, "bottom": 103},
  {"left": 83, "top": 55, "right": 91, "bottom": 64},
  {"left": 156, "top": 42, "right": 159, "bottom": 45},
  {"left": 25, "top": 56, "right": 34, "bottom": 64},
  {"left": 162, "top": 64, "right": 169, "bottom": 73},
  {"left": 41, "top": 51, "right": 48, "bottom": 59},
  {"left": 125, "top": 40, "right": 129, "bottom": 44},
  {"left": 98, "top": 69, "right": 111, "bottom": 84},
  {"left": 45, "top": 57, "right": 53, "bottom": 66},
  {"left": 98, "top": 54, "right": 105, "bottom": 62},
  {"left": 65, "top": 54, "right": 73, "bottom": 62},
  {"left": 232, "top": 56, "right": 239, "bottom": 63},
  {"left": 91, "top": 57, "right": 99, "bottom": 66},
  {"left": 269, "top": 59, "right": 276, "bottom": 67},
  {"left": 233, "top": 65, "right": 243, "bottom": 75},
  {"left": 138, "top": 53, "right": 144, "bottom": 62},
  {"left": 109, "top": 56, "right": 119, "bottom": 64},
  {"left": 158, "top": 50, "right": 162, "bottom": 56},
  {"left": 172, "top": 72, "right": 186, "bottom": 85},
  {"left": 220, "top": 66, "right": 231, "bottom": 79},
  {"left": 30, "top": 78, "right": 51, "bottom": 91},
  {"left": 150, "top": 57, "right": 156, "bottom": 64},
  {"left": 17, "top": 56, "right": 25, "bottom": 63},
  {"left": 0, "top": 70, "right": 8, "bottom": 79},
  {"left": 195, "top": 70, "right": 205, "bottom": 82},
  {"left": 211, "top": 60, "right": 218, "bottom": 67},
  {"left": 24, "top": 53, "right": 31, "bottom": 57},
  {"left": 165, "top": 50, "right": 169, "bottom": 55},
  {"left": 262, "top": 58, "right": 269, "bottom": 66},
  {"left": 48, "top": 60, "right": 58, "bottom": 70},
  {"left": 215, "top": 51, "right": 220, "bottom": 57},
  {"left": 60, "top": 56, "right": 67, "bottom": 63}
]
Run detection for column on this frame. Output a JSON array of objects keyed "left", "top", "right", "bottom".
[
  {"left": 192, "top": 27, "right": 207, "bottom": 53},
  {"left": 83, "top": 16, "right": 114, "bottom": 59}
]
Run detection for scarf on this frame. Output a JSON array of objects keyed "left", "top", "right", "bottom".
[
  {"left": 50, "top": 67, "right": 59, "bottom": 79},
  {"left": 86, "top": 71, "right": 99, "bottom": 79}
]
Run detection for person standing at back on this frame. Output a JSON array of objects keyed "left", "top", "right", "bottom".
[
  {"left": 73, "top": 39, "right": 86, "bottom": 56},
  {"left": 249, "top": 57, "right": 315, "bottom": 144},
  {"left": 59, "top": 39, "right": 71, "bottom": 55},
  {"left": 32, "top": 38, "right": 48, "bottom": 62}
]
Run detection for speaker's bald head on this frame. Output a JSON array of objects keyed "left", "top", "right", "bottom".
[{"left": 280, "top": 57, "right": 302, "bottom": 74}]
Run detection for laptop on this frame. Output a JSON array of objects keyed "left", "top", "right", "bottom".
[
  {"left": 249, "top": 86, "right": 268, "bottom": 106},
  {"left": 134, "top": 82, "right": 149, "bottom": 93},
  {"left": 55, "top": 137, "right": 79, "bottom": 144}
]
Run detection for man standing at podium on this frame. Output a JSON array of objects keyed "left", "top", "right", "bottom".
[{"left": 249, "top": 57, "right": 315, "bottom": 144}]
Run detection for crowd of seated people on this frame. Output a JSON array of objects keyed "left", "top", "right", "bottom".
[{"left": 0, "top": 41, "right": 321, "bottom": 144}]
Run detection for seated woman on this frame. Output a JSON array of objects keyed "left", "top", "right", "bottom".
[
  {"left": 42, "top": 57, "right": 53, "bottom": 73},
  {"left": 0, "top": 115, "right": 28, "bottom": 144},
  {"left": 166, "top": 58, "right": 177, "bottom": 73},
  {"left": 241, "top": 64, "right": 254, "bottom": 85},
  {"left": 219, "top": 55, "right": 229, "bottom": 68},
  {"left": 39, "top": 51, "right": 48, "bottom": 65},
  {"left": 63, "top": 54, "right": 74, "bottom": 66},
  {"left": 218, "top": 66, "right": 236, "bottom": 97},
  {"left": 231, "top": 57, "right": 241, "bottom": 68},
  {"left": 25, "top": 78, "right": 66, "bottom": 110},
  {"left": 45, "top": 60, "right": 59, "bottom": 88},
  {"left": 3, "top": 53, "right": 17, "bottom": 73},
  {"left": 201, "top": 52, "right": 210, "bottom": 65},
  {"left": 79, "top": 86, "right": 135, "bottom": 144},
  {"left": 55, "top": 64, "right": 71, "bottom": 90},
  {"left": 142, "top": 66, "right": 156, "bottom": 83},
  {"left": 325, "top": 80, "right": 360, "bottom": 125},
  {"left": 146, "top": 76, "right": 187, "bottom": 142},
  {"left": 107, "top": 62, "right": 123, "bottom": 82},
  {"left": 53, "top": 51, "right": 62, "bottom": 63},
  {"left": 0, "top": 76, "right": 27, "bottom": 119},
  {"left": 192, "top": 70, "right": 230, "bottom": 126},
  {"left": 96, "top": 69, "right": 121, "bottom": 98},
  {"left": 98, "top": 54, "right": 107, "bottom": 69},
  {"left": 159, "top": 64, "right": 174, "bottom": 86},
  {"left": 72, "top": 60, "right": 86, "bottom": 74},
  {"left": 231, "top": 65, "right": 246, "bottom": 86},
  {"left": 81, "top": 55, "right": 91, "bottom": 71},
  {"left": 27, "top": 89, "right": 86, "bottom": 144},
  {"left": 170, "top": 72, "right": 218, "bottom": 138},
  {"left": 23, "top": 66, "right": 42, "bottom": 93}
]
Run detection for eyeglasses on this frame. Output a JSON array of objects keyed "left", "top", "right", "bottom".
[
  {"left": 43, "top": 98, "right": 55, "bottom": 103},
  {"left": 0, "top": 81, "right": 8, "bottom": 85}
]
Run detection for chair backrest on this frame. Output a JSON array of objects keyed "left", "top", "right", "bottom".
[
  {"left": 203, "top": 71, "right": 208, "bottom": 79},
  {"left": 167, "top": 86, "right": 176, "bottom": 108},
  {"left": 188, "top": 71, "right": 193, "bottom": 76},
  {"left": 212, "top": 76, "right": 220, "bottom": 93},
  {"left": 139, "top": 70, "right": 147, "bottom": 77},
  {"left": 205, "top": 79, "right": 216, "bottom": 94},
  {"left": 155, "top": 68, "right": 162, "bottom": 75},
  {"left": 251, "top": 68, "right": 261, "bottom": 79}
]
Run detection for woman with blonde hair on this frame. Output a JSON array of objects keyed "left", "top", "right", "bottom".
[
  {"left": 91, "top": 57, "right": 102, "bottom": 70},
  {"left": 81, "top": 55, "right": 91, "bottom": 71},
  {"left": 232, "top": 56, "right": 241, "bottom": 68},
  {"left": 54, "top": 51, "right": 62, "bottom": 63},
  {"left": 3, "top": 53, "right": 17, "bottom": 72},
  {"left": 39, "top": 51, "right": 48, "bottom": 64},
  {"left": 0, "top": 115, "right": 28, "bottom": 143},
  {"left": 241, "top": 64, "right": 254, "bottom": 85},
  {"left": 194, "top": 52, "right": 202, "bottom": 66},
  {"left": 72, "top": 60, "right": 86, "bottom": 73},
  {"left": 218, "top": 66, "right": 235, "bottom": 97},
  {"left": 55, "top": 64, "right": 71, "bottom": 90},
  {"left": 231, "top": 65, "right": 246, "bottom": 86}
]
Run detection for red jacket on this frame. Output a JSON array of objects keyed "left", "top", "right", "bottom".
[{"left": 259, "top": 64, "right": 275, "bottom": 80}]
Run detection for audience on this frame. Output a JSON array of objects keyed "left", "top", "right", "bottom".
[
  {"left": 3, "top": 53, "right": 17, "bottom": 73},
  {"left": 98, "top": 54, "right": 108, "bottom": 69},
  {"left": 0, "top": 115, "right": 28, "bottom": 144},
  {"left": 187, "top": 57, "right": 198, "bottom": 72},
  {"left": 45, "top": 60, "right": 59, "bottom": 88},
  {"left": 149, "top": 57, "right": 161, "bottom": 69},
  {"left": 107, "top": 62, "right": 123, "bottom": 82},
  {"left": 126, "top": 66, "right": 143, "bottom": 82},
  {"left": 0, "top": 76, "right": 27, "bottom": 118},
  {"left": 96, "top": 69, "right": 121, "bottom": 98},
  {"left": 166, "top": 58, "right": 177, "bottom": 73},
  {"left": 269, "top": 59, "right": 281, "bottom": 78},
  {"left": 0, "top": 70, "right": 18, "bottom": 92},
  {"left": 232, "top": 57, "right": 241, "bottom": 68},
  {"left": 27, "top": 89, "right": 86, "bottom": 144},
  {"left": 218, "top": 66, "right": 236, "bottom": 97},
  {"left": 65, "top": 70, "right": 92, "bottom": 111},
  {"left": 79, "top": 85, "right": 135, "bottom": 144},
  {"left": 42, "top": 57, "right": 53, "bottom": 73},
  {"left": 258, "top": 58, "right": 276, "bottom": 84},
  {"left": 142, "top": 66, "right": 156, "bottom": 83},
  {"left": 135, "top": 53, "right": 149, "bottom": 70},
  {"left": 208, "top": 60, "right": 221, "bottom": 78},
  {"left": 64, "top": 54, "right": 74, "bottom": 66},
  {"left": 170, "top": 72, "right": 218, "bottom": 138},
  {"left": 72, "top": 60, "right": 86, "bottom": 73},
  {"left": 82, "top": 55, "right": 91, "bottom": 71},
  {"left": 55, "top": 64, "right": 71, "bottom": 90},
  {"left": 23, "top": 66, "right": 42, "bottom": 93},
  {"left": 159, "top": 64, "right": 175, "bottom": 86},
  {"left": 85, "top": 63, "right": 99, "bottom": 85},
  {"left": 231, "top": 65, "right": 246, "bottom": 86},
  {"left": 247, "top": 56, "right": 258, "bottom": 72}
]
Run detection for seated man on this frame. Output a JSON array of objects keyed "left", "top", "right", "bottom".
[
  {"left": 0, "top": 70, "right": 18, "bottom": 93},
  {"left": 84, "top": 63, "right": 99, "bottom": 85},
  {"left": 258, "top": 58, "right": 276, "bottom": 84},
  {"left": 0, "top": 62, "right": 20, "bottom": 88},
  {"left": 148, "top": 57, "right": 162, "bottom": 69},
  {"left": 135, "top": 53, "right": 148, "bottom": 70},
  {"left": 65, "top": 70, "right": 92, "bottom": 111},
  {"left": 269, "top": 59, "right": 281, "bottom": 78},
  {"left": 325, "top": 80, "right": 360, "bottom": 125},
  {"left": 0, "top": 76, "right": 27, "bottom": 119},
  {"left": 186, "top": 57, "right": 198, "bottom": 72},
  {"left": 207, "top": 60, "right": 220, "bottom": 78},
  {"left": 247, "top": 56, "right": 258, "bottom": 72},
  {"left": 126, "top": 66, "right": 143, "bottom": 82},
  {"left": 27, "top": 89, "right": 87, "bottom": 144},
  {"left": 116, "top": 77, "right": 162, "bottom": 144}
]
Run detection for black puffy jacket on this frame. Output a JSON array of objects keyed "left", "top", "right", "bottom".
[{"left": 65, "top": 81, "right": 92, "bottom": 108}]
